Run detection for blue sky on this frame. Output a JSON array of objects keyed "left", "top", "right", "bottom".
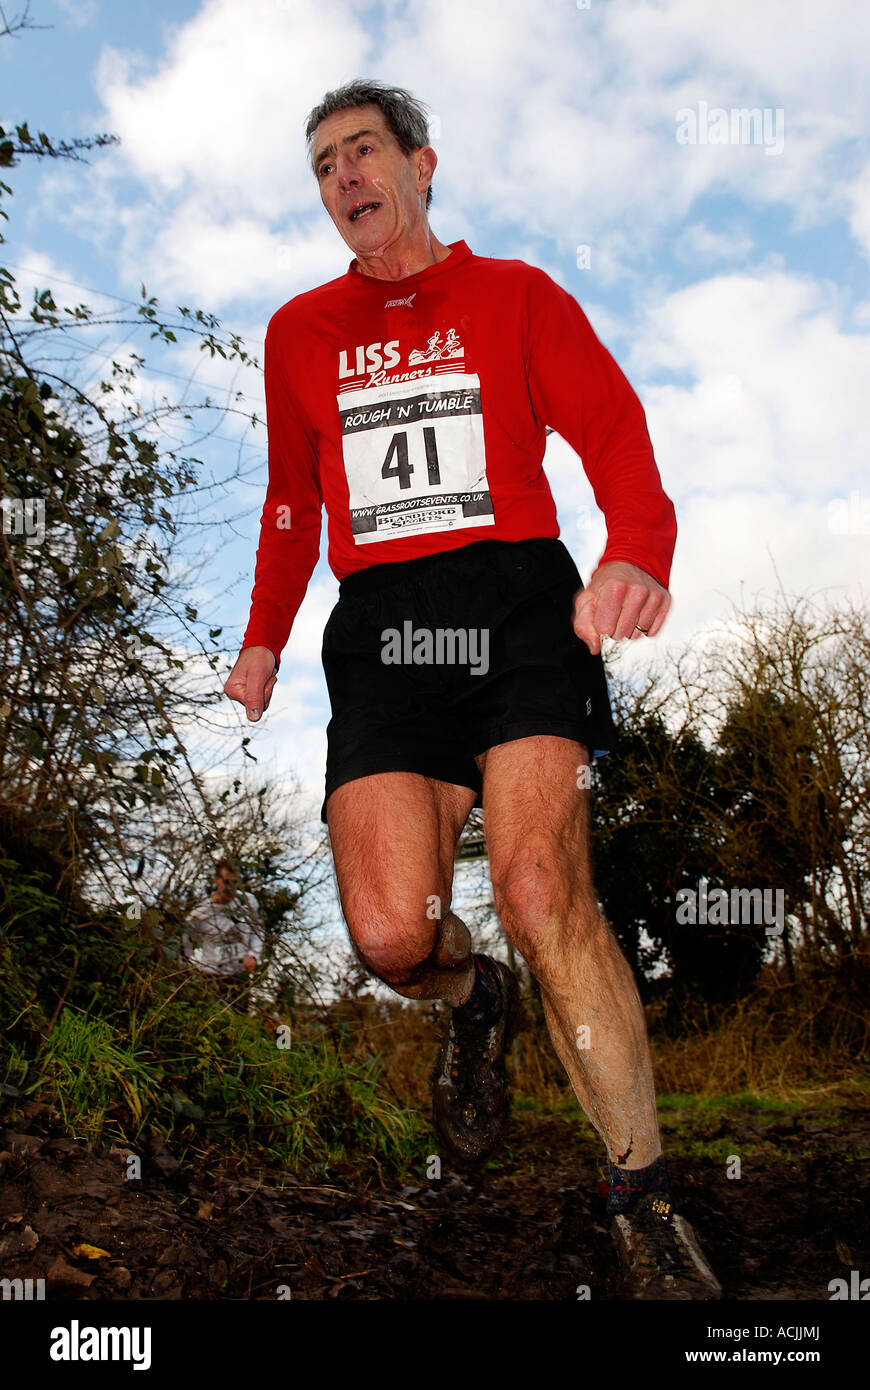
[{"left": 3, "top": 0, "right": 869, "bottom": 821}]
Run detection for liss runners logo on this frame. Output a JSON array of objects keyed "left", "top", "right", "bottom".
[
  {"left": 384, "top": 292, "right": 417, "bottom": 308},
  {"left": 338, "top": 327, "right": 466, "bottom": 391}
]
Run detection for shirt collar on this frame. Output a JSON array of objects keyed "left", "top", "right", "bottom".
[{"left": 347, "top": 239, "right": 472, "bottom": 289}]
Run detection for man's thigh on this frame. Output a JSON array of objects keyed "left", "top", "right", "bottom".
[
  {"left": 326, "top": 772, "right": 476, "bottom": 943},
  {"left": 475, "top": 735, "right": 594, "bottom": 905}
]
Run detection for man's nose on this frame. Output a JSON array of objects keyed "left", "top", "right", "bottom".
[{"left": 335, "top": 155, "right": 360, "bottom": 190}]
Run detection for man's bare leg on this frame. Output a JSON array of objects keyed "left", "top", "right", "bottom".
[
  {"left": 477, "top": 735, "right": 661, "bottom": 1170},
  {"left": 326, "top": 768, "right": 520, "bottom": 1164},
  {"left": 325, "top": 771, "right": 477, "bottom": 1005}
]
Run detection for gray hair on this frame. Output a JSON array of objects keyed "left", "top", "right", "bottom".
[{"left": 305, "top": 78, "right": 434, "bottom": 210}]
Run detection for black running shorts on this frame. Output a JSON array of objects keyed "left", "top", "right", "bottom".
[{"left": 320, "top": 536, "right": 616, "bottom": 823}]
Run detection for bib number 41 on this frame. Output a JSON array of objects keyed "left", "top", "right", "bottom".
[{"left": 382, "top": 426, "right": 441, "bottom": 490}]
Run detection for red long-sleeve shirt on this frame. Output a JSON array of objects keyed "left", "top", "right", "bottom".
[{"left": 241, "top": 239, "right": 676, "bottom": 663}]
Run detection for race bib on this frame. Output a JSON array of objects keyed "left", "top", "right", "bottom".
[{"left": 338, "top": 372, "right": 495, "bottom": 543}]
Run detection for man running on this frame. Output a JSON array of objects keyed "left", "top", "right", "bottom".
[{"left": 224, "top": 79, "right": 720, "bottom": 1300}]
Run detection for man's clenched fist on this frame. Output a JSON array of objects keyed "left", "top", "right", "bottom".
[
  {"left": 224, "top": 645, "right": 278, "bottom": 722},
  {"left": 571, "top": 560, "right": 671, "bottom": 655}
]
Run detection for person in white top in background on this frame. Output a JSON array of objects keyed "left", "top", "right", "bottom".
[{"left": 183, "top": 860, "right": 263, "bottom": 1010}]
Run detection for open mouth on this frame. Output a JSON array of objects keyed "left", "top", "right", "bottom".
[{"left": 349, "top": 201, "right": 381, "bottom": 222}]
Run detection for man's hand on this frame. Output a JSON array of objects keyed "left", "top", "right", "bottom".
[
  {"left": 572, "top": 561, "right": 670, "bottom": 655},
  {"left": 224, "top": 645, "right": 278, "bottom": 721},
  {"left": 242, "top": 955, "right": 257, "bottom": 974}
]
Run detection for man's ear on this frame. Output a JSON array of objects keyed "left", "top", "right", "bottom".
[{"left": 416, "top": 144, "right": 437, "bottom": 199}]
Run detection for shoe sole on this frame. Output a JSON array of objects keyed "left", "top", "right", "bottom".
[{"left": 431, "top": 961, "right": 523, "bottom": 1167}]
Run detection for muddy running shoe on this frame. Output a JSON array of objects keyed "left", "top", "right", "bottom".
[
  {"left": 431, "top": 956, "right": 522, "bottom": 1165},
  {"left": 611, "top": 1192, "right": 723, "bottom": 1299}
]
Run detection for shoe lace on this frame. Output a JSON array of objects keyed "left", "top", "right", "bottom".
[{"left": 629, "top": 1197, "right": 697, "bottom": 1275}]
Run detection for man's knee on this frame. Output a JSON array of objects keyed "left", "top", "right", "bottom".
[
  {"left": 348, "top": 907, "right": 473, "bottom": 995},
  {"left": 348, "top": 910, "right": 438, "bottom": 988},
  {"left": 492, "top": 840, "right": 600, "bottom": 961}
]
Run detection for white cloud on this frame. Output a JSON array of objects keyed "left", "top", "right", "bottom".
[
  {"left": 634, "top": 270, "right": 869, "bottom": 495},
  {"left": 127, "top": 201, "right": 344, "bottom": 306},
  {"left": 664, "top": 490, "right": 867, "bottom": 650},
  {"left": 54, "top": 0, "right": 99, "bottom": 27},
  {"left": 541, "top": 264, "right": 870, "bottom": 658},
  {"left": 848, "top": 161, "right": 870, "bottom": 262},
  {"left": 94, "top": 0, "right": 370, "bottom": 210}
]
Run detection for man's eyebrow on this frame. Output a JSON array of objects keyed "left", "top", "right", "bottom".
[{"left": 313, "top": 128, "right": 378, "bottom": 171}]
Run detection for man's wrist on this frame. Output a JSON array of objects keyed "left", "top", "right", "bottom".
[
  {"left": 594, "top": 557, "right": 669, "bottom": 590},
  {"left": 239, "top": 643, "right": 279, "bottom": 674}
]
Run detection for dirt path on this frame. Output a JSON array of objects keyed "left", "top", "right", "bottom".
[{"left": 1, "top": 1100, "right": 867, "bottom": 1300}]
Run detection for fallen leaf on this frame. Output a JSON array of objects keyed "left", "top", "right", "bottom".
[{"left": 72, "top": 1242, "right": 111, "bottom": 1260}]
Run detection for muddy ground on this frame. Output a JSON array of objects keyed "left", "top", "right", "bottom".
[{"left": 1, "top": 1097, "right": 867, "bottom": 1301}]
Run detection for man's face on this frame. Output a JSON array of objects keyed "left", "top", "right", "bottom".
[
  {"left": 312, "top": 104, "right": 433, "bottom": 258},
  {"left": 213, "top": 868, "right": 237, "bottom": 902}
]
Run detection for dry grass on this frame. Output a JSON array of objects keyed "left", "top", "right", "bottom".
[{"left": 648, "top": 973, "right": 868, "bottom": 1100}]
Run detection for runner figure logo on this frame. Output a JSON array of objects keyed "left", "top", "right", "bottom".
[{"left": 409, "top": 328, "right": 464, "bottom": 364}]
